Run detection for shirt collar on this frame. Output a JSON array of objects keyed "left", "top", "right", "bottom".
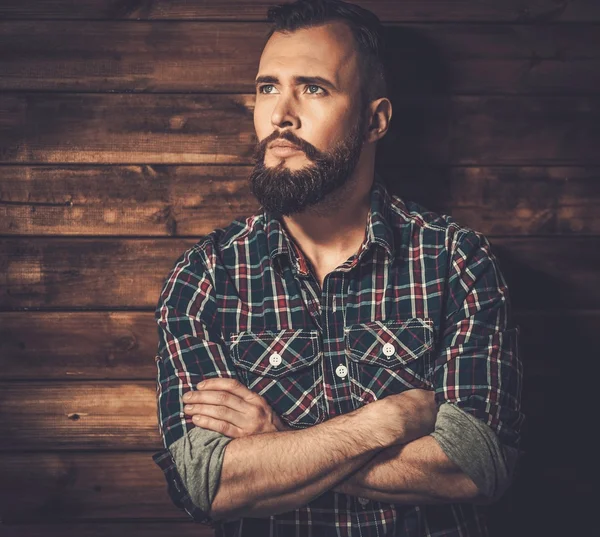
[{"left": 263, "top": 174, "right": 395, "bottom": 276}]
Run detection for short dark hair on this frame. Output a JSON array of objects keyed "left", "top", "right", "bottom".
[{"left": 266, "top": 0, "right": 389, "bottom": 107}]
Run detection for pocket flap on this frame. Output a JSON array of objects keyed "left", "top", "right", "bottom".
[
  {"left": 230, "top": 328, "right": 321, "bottom": 378},
  {"left": 345, "top": 318, "right": 433, "bottom": 367}
]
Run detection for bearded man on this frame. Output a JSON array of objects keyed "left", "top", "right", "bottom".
[{"left": 152, "top": 1, "right": 524, "bottom": 536}]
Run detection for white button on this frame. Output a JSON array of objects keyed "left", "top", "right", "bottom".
[
  {"left": 335, "top": 365, "right": 348, "bottom": 378},
  {"left": 382, "top": 343, "right": 395, "bottom": 357},
  {"left": 358, "top": 497, "right": 369, "bottom": 506},
  {"left": 269, "top": 352, "right": 282, "bottom": 366}
]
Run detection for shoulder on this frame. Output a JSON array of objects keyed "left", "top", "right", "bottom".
[
  {"left": 168, "top": 212, "right": 266, "bottom": 275},
  {"left": 387, "top": 193, "right": 486, "bottom": 253}
]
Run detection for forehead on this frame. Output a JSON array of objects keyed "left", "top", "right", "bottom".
[{"left": 258, "top": 21, "right": 360, "bottom": 91}]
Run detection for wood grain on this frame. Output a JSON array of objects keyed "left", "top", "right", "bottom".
[
  {"left": 0, "top": 93, "right": 256, "bottom": 165},
  {"left": 0, "top": 311, "right": 158, "bottom": 379},
  {"left": 1, "top": 237, "right": 599, "bottom": 309},
  {"left": 4, "top": 165, "right": 598, "bottom": 236},
  {"left": 386, "top": 166, "right": 600, "bottom": 236},
  {"left": 0, "top": 166, "right": 259, "bottom": 236},
  {"left": 1, "top": 93, "right": 600, "bottom": 165},
  {"left": 2, "top": 22, "right": 600, "bottom": 94},
  {"left": 1, "top": 0, "right": 598, "bottom": 22},
  {"left": 0, "top": 237, "right": 195, "bottom": 309},
  {"left": 1, "top": 310, "right": 597, "bottom": 380},
  {"left": 0, "top": 381, "right": 161, "bottom": 450}
]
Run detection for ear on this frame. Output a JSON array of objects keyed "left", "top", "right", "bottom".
[{"left": 365, "top": 97, "right": 392, "bottom": 144}]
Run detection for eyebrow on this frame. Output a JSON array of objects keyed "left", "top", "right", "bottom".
[{"left": 255, "top": 75, "right": 338, "bottom": 91}]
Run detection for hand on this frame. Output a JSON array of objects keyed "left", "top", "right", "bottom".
[
  {"left": 182, "top": 378, "right": 292, "bottom": 438},
  {"left": 364, "top": 389, "right": 438, "bottom": 448}
]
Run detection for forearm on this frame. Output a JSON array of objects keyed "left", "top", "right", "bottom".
[
  {"left": 211, "top": 406, "right": 386, "bottom": 520},
  {"left": 333, "top": 435, "right": 480, "bottom": 504}
]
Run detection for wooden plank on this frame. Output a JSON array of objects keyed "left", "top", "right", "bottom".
[
  {"left": 2, "top": 310, "right": 598, "bottom": 380},
  {"left": 387, "top": 166, "right": 600, "bottom": 236},
  {"left": 0, "top": 166, "right": 259, "bottom": 236},
  {"left": 2, "top": 22, "right": 600, "bottom": 94},
  {"left": 1, "top": 237, "right": 599, "bottom": 309},
  {"left": 1, "top": 0, "right": 599, "bottom": 22},
  {"left": 0, "top": 93, "right": 256, "bottom": 165},
  {"left": 0, "top": 523, "right": 214, "bottom": 537},
  {"left": 0, "top": 381, "right": 162, "bottom": 450},
  {"left": 0, "top": 452, "right": 192, "bottom": 523},
  {"left": 0, "top": 237, "right": 195, "bottom": 309},
  {"left": 1, "top": 93, "right": 600, "bottom": 165},
  {"left": 0, "top": 311, "right": 158, "bottom": 379},
  {"left": 3, "top": 166, "right": 599, "bottom": 237}
]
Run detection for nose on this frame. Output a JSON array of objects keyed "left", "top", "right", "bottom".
[{"left": 270, "top": 92, "right": 300, "bottom": 130}]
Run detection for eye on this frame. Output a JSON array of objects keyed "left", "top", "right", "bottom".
[
  {"left": 258, "top": 84, "right": 279, "bottom": 94},
  {"left": 306, "top": 85, "right": 326, "bottom": 95}
]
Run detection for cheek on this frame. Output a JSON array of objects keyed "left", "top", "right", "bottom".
[
  {"left": 253, "top": 102, "right": 272, "bottom": 140},
  {"left": 305, "top": 105, "right": 355, "bottom": 149},
  {"left": 304, "top": 122, "right": 343, "bottom": 152}
]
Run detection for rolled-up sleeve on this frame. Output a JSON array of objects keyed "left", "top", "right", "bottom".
[
  {"left": 430, "top": 228, "right": 525, "bottom": 501},
  {"left": 152, "top": 242, "right": 235, "bottom": 524}
]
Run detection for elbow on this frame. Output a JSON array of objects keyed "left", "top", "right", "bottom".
[
  {"left": 460, "top": 475, "right": 483, "bottom": 502},
  {"left": 442, "top": 472, "right": 484, "bottom": 504},
  {"left": 208, "top": 482, "right": 253, "bottom": 522},
  {"left": 209, "top": 504, "right": 240, "bottom": 523},
  {"left": 208, "top": 491, "right": 234, "bottom": 522},
  {"left": 463, "top": 473, "right": 514, "bottom": 506}
]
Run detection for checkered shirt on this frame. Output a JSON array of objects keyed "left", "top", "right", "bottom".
[{"left": 152, "top": 177, "right": 524, "bottom": 536}]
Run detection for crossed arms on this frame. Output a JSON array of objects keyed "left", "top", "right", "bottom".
[
  {"left": 181, "top": 379, "right": 482, "bottom": 521},
  {"left": 154, "top": 229, "right": 524, "bottom": 523}
]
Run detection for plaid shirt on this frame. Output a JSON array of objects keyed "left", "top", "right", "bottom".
[{"left": 153, "top": 177, "right": 524, "bottom": 536}]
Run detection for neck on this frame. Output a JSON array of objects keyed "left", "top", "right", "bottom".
[{"left": 281, "top": 163, "right": 375, "bottom": 285}]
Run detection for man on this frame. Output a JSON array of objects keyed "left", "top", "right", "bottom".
[{"left": 152, "top": 0, "right": 524, "bottom": 535}]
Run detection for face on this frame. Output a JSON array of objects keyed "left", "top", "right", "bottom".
[{"left": 249, "top": 22, "right": 368, "bottom": 216}]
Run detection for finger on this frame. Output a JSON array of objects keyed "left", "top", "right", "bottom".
[
  {"left": 191, "top": 414, "right": 244, "bottom": 438},
  {"left": 183, "top": 389, "right": 252, "bottom": 413},
  {"left": 184, "top": 401, "right": 244, "bottom": 423},
  {"left": 190, "top": 402, "right": 245, "bottom": 424},
  {"left": 195, "top": 378, "right": 262, "bottom": 404}
]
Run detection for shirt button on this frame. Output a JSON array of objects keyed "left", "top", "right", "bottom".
[
  {"left": 335, "top": 365, "right": 348, "bottom": 378},
  {"left": 269, "top": 352, "right": 282, "bottom": 367},
  {"left": 358, "top": 497, "right": 369, "bottom": 506},
  {"left": 382, "top": 343, "right": 395, "bottom": 357}
]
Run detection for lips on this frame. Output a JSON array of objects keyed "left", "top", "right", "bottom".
[
  {"left": 269, "top": 140, "right": 301, "bottom": 151},
  {"left": 268, "top": 140, "right": 304, "bottom": 158}
]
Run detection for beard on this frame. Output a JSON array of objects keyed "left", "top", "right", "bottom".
[{"left": 248, "top": 113, "right": 367, "bottom": 217}]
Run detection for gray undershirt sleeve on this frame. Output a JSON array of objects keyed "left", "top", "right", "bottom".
[
  {"left": 168, "top": 427, "right": 233, "bottom": 513},
  {"left": 430, "top": 403, "right": 520, "bottom": 501}
]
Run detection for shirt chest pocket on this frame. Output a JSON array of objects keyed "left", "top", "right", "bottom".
[
  {"left": 229, "top": 328, "right": 325, "bottom": 428},
  {"left": 344, "top": 318, "right": 434, "bottom": 406}
]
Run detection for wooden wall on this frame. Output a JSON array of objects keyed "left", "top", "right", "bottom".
[{"left": 0, "top": 1, "right": 597, "bottom": 536}]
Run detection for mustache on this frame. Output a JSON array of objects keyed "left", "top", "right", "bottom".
[{"left": 254, "top": 130, "right": 321, "bottom": 162}]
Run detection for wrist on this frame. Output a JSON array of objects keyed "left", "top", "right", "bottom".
[{"left": 354, "top": 401, "right": 397, "bottom": 449}]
